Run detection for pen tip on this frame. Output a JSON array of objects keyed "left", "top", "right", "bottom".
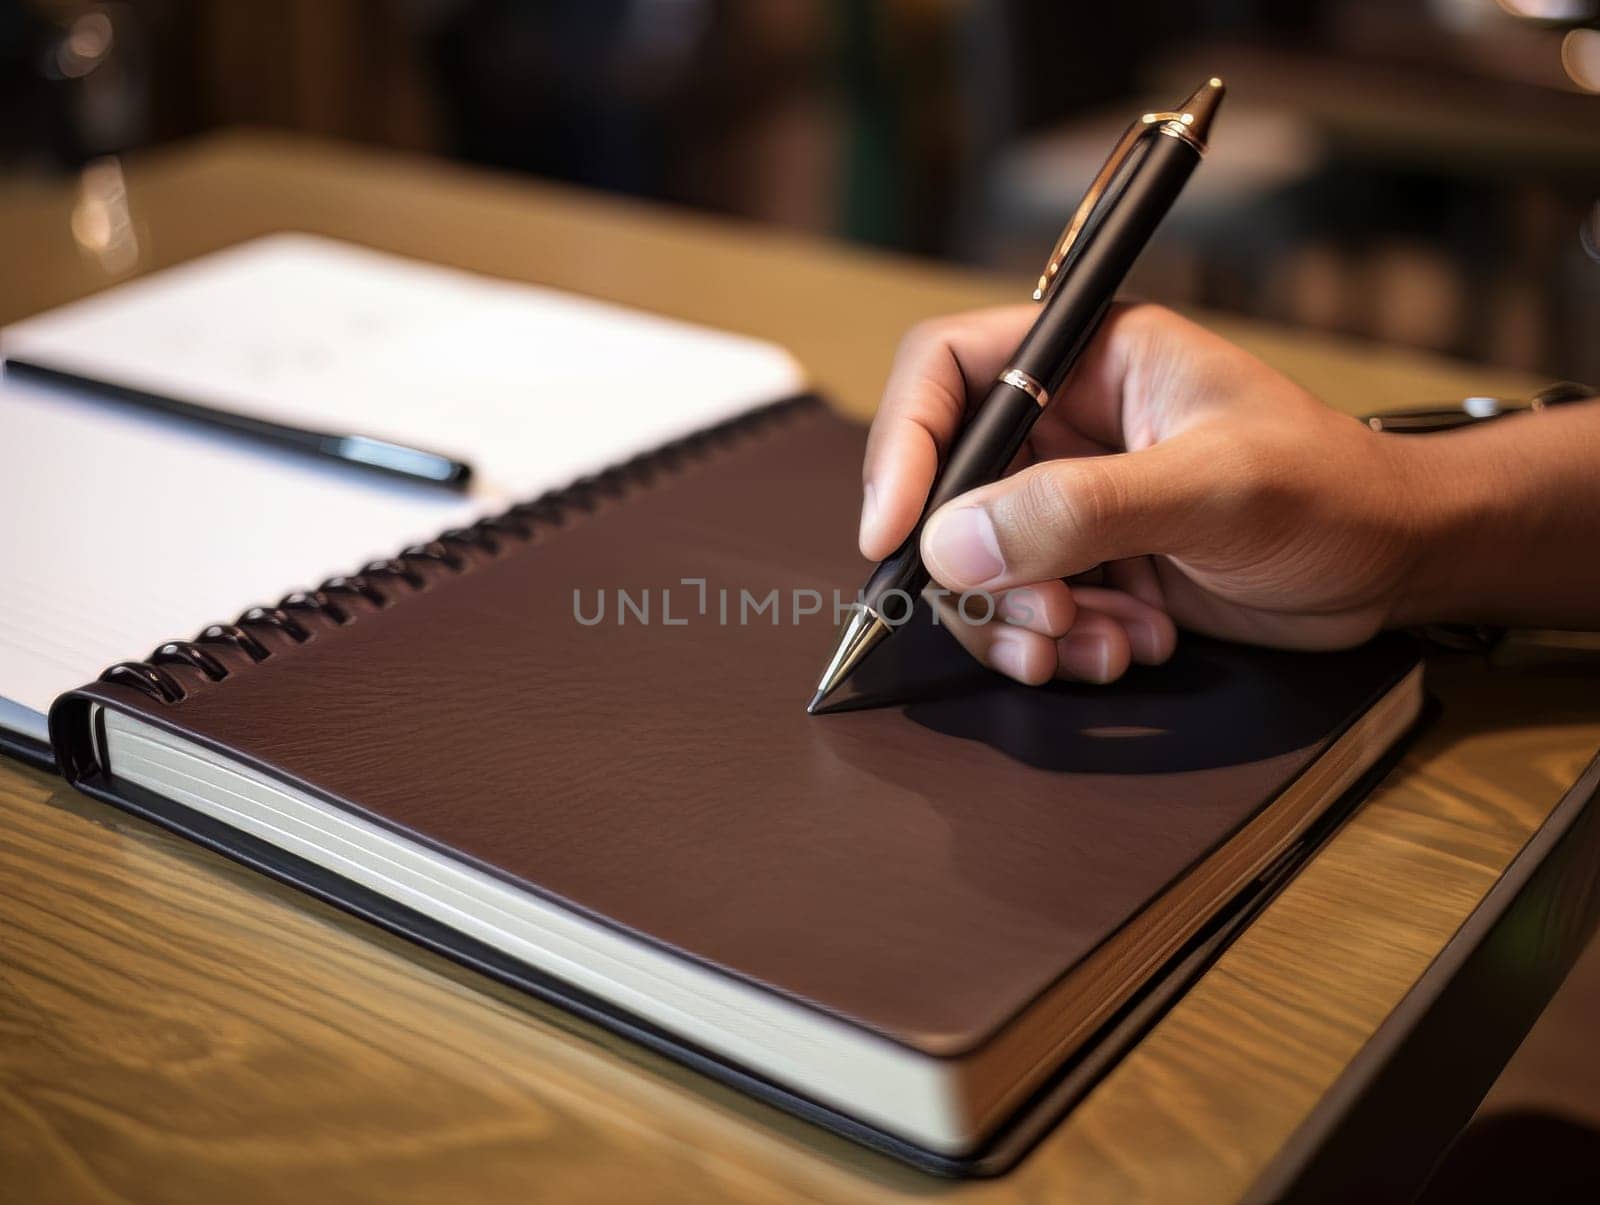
[{"left": 805, "top": 604, "right": 893, "bottom": 716}]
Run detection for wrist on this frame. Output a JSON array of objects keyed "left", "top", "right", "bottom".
[
  {"left": 1381, "top": 404, "right": 1600, "bottom": 629},
  {"left": 1384, "top": 428, "right": 1505, "bottom": 628}
]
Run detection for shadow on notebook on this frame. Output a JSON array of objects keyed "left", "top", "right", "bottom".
[{"left": 819, "top": 602, "right": 1377, "bottom": 775}]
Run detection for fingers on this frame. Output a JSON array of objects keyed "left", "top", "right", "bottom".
[
  {"left": 929, "top": 582, "right": 1074, "bottom": 685},
  {"left": 934, "top": 580, "right": 1177, "bottom": 685},
  {"left": 1055, "top": 611, "right": 1132, "bottom": 683},
  {"left": 934, "top": 596, "right": 1061, "bottom": 685},
  {"left": 860, "top": 306, "right": 1038, "bottom": 559},
  {"left": 994, "top": 580, "right": 1077, "bottom": 637},
  {"left": 920, "top": 437, "right": 1214, "bottom": 592},
  {"left": 1103, "top": 555, "right": 1166, "bottom": 611},
  {"left": 862, "top": 301, "right": 1223, "bottom": 563},
  {"left": 1069, "top": 586, "right": 1178, "bottom": 667}
]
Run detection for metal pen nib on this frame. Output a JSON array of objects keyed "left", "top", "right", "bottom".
[{"left": 806, "top": 605, "right": 891, "bottom": 713}]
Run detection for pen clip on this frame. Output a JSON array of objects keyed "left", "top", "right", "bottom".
[{"left": 1033, "top": 109, "right": 1200, "bottom": 304}]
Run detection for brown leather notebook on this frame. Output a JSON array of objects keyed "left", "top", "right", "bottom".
[{"left": 49, "top": 397, "right": 1423, "bottom": 1172}]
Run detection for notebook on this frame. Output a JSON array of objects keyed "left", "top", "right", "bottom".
[
  {"left": 0, "top": 235, "right": 803, "bottom": 757},
  {"left": 4, "top": 236, "right": 1421, "bottom": 1173},
  {"left": 42, "top": 398, "right": 1422, "bottom": 1170}
]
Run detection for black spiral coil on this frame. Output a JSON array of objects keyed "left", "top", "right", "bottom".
[{"left": 97, "top": 397, "right": 812, "bottom": 704}]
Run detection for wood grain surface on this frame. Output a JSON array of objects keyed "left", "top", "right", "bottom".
[{"left": 2, "top": 133, "right": 1596, "bottom": 1203}]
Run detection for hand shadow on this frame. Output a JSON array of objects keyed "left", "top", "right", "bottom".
[{"left": 817, "top": 603, "right": 1416, "bottom": 775}]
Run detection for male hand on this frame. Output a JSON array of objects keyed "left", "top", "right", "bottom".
[{"left": 860, "top": 303, "right": 1429, "bottom": 684}]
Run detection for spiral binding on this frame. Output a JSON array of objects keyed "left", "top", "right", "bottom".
[{"left": 98, "top": 396, "right": 814, "bottom": 704}]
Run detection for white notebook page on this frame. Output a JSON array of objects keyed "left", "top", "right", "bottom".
[
  {"left": 1, "top": 233, "right": 805, "bottom": 498},
  {"left": 0, "top": 237, "right": 803, "bottom": 741},
  {"left": 0, "top": 375, "right": 482, "bottom": 742}
]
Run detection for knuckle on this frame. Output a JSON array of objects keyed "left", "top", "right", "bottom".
[
  {"left": 901, "top": 316, "right": 956, "bottom": 356},
  {"left": 1121, "top": 300, "right": 1175, "bottom": 329},
  {"left": 1228, "top": 437, "right": 1287, "bottom": 501},
  {"left": 1115, "top": 301, "right": 1179, "bottom": 344},
  {"left": 1003, "top": 463, "right": 1097, "bottom": 568},
  {"left": 1065, "top": 459, "right": 1116, "bottom": 531},
  {"left": 1211, "top": 434, "right": 1296, "bottom": 524}
]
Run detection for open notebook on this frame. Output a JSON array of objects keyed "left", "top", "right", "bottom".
[
  {"left": 0, "top": 234, "right": 802, "bottom": 755},
  {"left": 2, "top": 233, "right": 802, "bottom": 498},
  {"left": 6, "top": 238, "right": 1421, "bottom": 1174}
]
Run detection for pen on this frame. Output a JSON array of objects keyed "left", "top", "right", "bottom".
[
  {"left": 1359, "top": 380, "right": 1595, "bottom": 433},
  {"left": 3, "top": 358, "right": 474, "bottom": 490},
  {"left": 807, "top": 78, "right": 1224, "bottom": 713}
]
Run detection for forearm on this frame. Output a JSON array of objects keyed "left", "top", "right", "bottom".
[{"left": 1396, "top": 401, "right": 1600, "bottom": 629}]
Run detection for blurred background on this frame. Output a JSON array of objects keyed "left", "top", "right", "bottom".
[
  {"left": 3, "top": 5, "right": 1600, "bottom": 1197},
  {"left": 2, "top": 0, "right": 1598, "bottom": 380}
]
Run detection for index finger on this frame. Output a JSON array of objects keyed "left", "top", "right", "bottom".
[{"left": 860, "top": 305, "right": 1037, "bottom": 560}]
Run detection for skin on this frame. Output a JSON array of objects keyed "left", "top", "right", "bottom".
[{"left": 859, "top": 302, "right": 1600, "bottom": 685}]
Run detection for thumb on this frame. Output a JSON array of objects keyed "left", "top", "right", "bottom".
[{"left": 919, "top": 440, "right": 1216, "bottom": 591}]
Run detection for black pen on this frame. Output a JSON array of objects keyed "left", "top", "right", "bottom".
[
  {"left": 3, "top": 358, "right": 474, "bottom": 490},
  {"left": 807, "top": 78, "right": 1224, "bottom": 712}
]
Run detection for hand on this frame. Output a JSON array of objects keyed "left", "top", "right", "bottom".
[{"left": 859, "top": 303, "right": 1428, "bottom": 685}]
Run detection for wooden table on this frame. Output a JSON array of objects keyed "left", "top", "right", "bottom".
[{"left": 3, "top": 132, "right": 1598, "bottom": 1204}]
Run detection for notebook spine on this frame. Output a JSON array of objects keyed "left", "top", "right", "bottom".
[{"left": 98, "top": 396, "right": 815, "bottom": 705}]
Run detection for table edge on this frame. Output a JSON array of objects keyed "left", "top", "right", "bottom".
[{"left": 1246, "top": 748, "right": 1600, "bottom": 1203}]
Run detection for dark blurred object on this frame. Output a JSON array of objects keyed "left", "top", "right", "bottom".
[
  {"left": 1420, "top": 918, "right": 1600, "bottom": 1202},
  {"left": 431, "top": 0, "right": 702, "bottom": 199},
  {"left": 429, "top": 0, "right": 847, "bottom": 234},
  {"left": 427, "top": 0, "right": 949, "bottom": 247},
  {"left": 1419, "top": 1112, "right": 1600, "bottom": 1204},
  {"left": 0, "top": 1, "right": 54, "bottom": 165},
  {"left": 173, "top": 0, "right": 438, "bottom": 150},
  {"left": 0, "top": 0, "right": 154, "bottom": 169},
  {"left": 2, "top": 0, "right": 1597, "bottom": 377},
  {"left": 983, "top": 1, "right": 1600, "bottom": 383},
  {"left": 1361, "top": 379, "right": 1596, "bottom": 433}
]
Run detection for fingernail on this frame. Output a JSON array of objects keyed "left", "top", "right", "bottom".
[
  {"left": 1126, "top": 618, "right": 1161, "bottom": 663},
  {"left": 998, "top": 588, "right": 1034, "bottom": 625},
  {"left": 988, "top": 628, "right": 1032, "bottom": 682},
  {"left": 1059, "top": 630, "right": 1112, "bottom": 682},
  {"left": 924, "top": 506, "right": 1004, "bottom": 586},
  {"left": 859, "top": 482, "right": 879, "bottom": 549}
]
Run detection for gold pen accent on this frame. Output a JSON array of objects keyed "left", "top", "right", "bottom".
[
  {"left": 999, "top": 368, "right": 1050, "bottom": 408},
  {"left": 1033, "top": 78, "right": 1224, "bottom": 303}
]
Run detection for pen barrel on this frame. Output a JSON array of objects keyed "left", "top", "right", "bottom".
[
  {"left": 858, "top": 133, "right": 1201, "bottom": 626},
  {"left": 862, "top": 378, "right": 1043, "bottom": 618},
  {"left": 1011, "top": 133, "right": 1200, "bottom": 394}
]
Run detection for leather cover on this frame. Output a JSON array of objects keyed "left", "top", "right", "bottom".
[{"left": 49, "top": 398, "right": 1421, "bottom": 1167}]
